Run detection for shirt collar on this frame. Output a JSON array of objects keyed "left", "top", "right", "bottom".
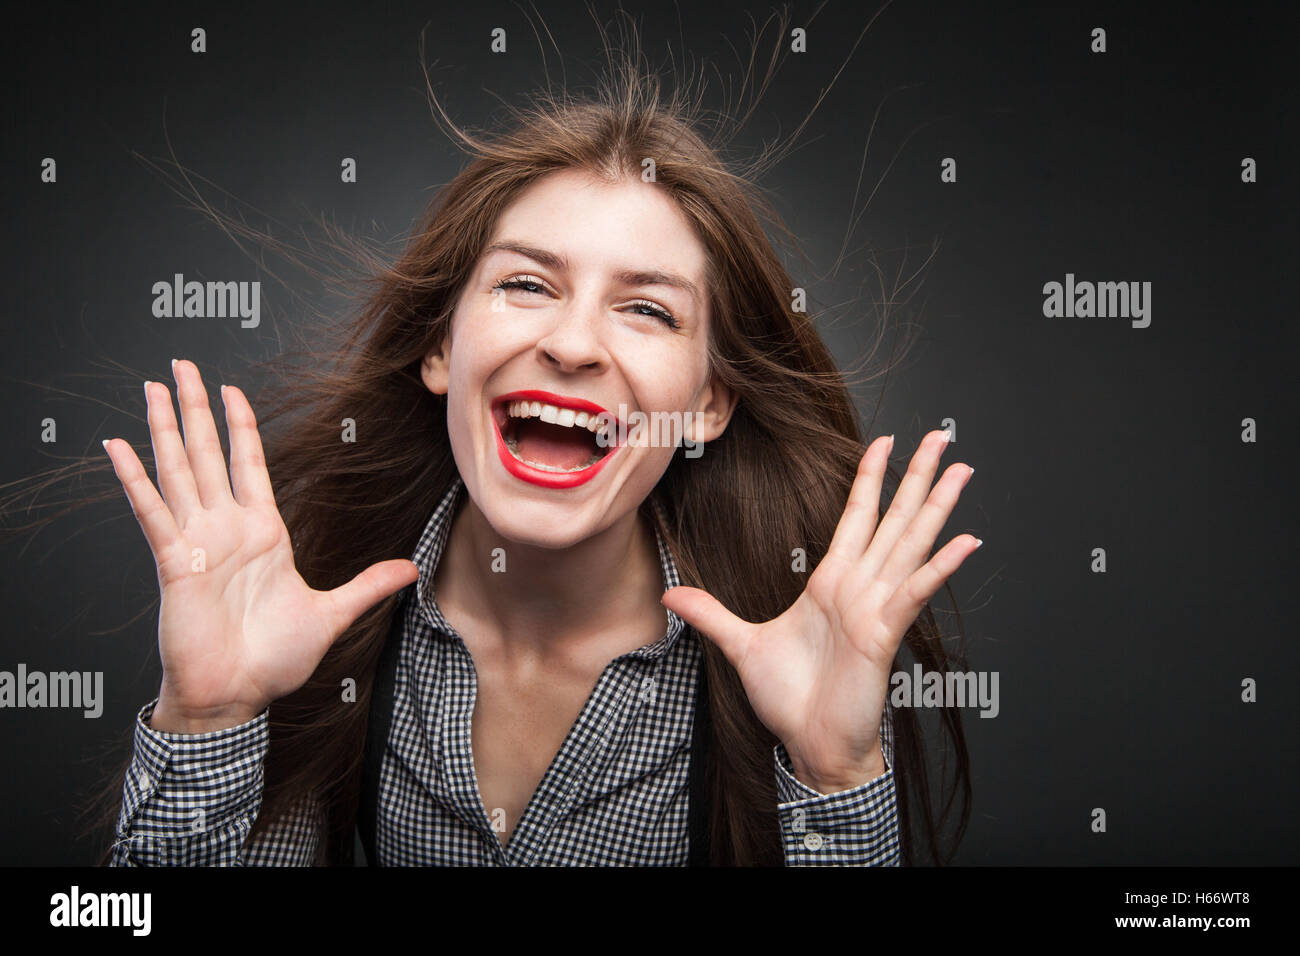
[{"left": 410, "top": 476, "right": 686, "bottom": 661}]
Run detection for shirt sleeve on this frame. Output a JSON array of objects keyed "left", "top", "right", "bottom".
[
  {"left": 110, "top": 698, "right": 321, "bottom": 866},
  {"left": 773, "top": 700, "right": 901, "bottom": 866}
]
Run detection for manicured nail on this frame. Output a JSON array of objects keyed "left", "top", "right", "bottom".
[
  {"left": 974, "top": 537, "right": 983, "bottom": 548},
  {"left": 101, "top": 439, "right": 112, "bottom": 452},
  {"left": 967, "top": 465, "right": 975, "bottom": 478}
]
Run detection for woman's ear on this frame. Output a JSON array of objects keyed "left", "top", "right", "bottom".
[
  {"left": 688, "top": 374, "right": 738, "bottom": 443},
  {"left": 420, "top": 335, "right": 451, "bottom": 395}
]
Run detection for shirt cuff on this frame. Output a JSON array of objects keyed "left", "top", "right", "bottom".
[
  {"left": 113, "top": 698, "right": 270, "bottom": 865},
  {"left": 773, "top": 736, "right": 902, "bottom": 866}
]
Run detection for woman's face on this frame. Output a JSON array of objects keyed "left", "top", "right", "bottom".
[{"left": 421, "top": 168, "right": 735, "bottom": 549}]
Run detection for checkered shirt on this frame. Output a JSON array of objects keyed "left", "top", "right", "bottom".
[{"left": 111, "top": 478, "right": 900, "bottom": 866}]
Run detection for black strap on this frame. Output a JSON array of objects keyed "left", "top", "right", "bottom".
[
  {"left": 686, "top": 644, "right": 712, "bottom": 866},
  {"left": 357, "top": 612, "right": 402, "bottom": 867}
]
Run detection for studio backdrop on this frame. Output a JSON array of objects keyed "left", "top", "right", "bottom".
[{"left": 0, "top": 0, "right": 1293, "bottom": 866}]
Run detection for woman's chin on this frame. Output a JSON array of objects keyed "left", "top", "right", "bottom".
[{"left": 475, "top": 499, "right": 608, "bottom": 552}]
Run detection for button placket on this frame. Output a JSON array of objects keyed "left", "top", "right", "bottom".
[{"left": 518, "top": 660, "right": 642, "bottom": 865}]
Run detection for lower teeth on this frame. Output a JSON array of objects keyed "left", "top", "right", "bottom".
[{"left": 504, "top": 437, "right": 604, "bottom": 473}]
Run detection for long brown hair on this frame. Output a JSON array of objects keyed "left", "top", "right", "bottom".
[{"left": 66, "top": 10, "right": 971, "bottom": 865}]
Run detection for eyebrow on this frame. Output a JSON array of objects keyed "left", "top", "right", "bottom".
[{"left": 482, "top": 241, "right": 703, "bottom": 304}]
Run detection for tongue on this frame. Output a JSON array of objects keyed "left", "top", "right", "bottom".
[{"left": 515, "top": 419, "right": 599, "bottom": 470}]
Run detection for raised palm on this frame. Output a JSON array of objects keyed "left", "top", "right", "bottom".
[
  {"left": 661, "top": 429, "right": 979, "bottom": 792},
  {"left": 104, "top": 360, "right": 418, "bottom": 732}
]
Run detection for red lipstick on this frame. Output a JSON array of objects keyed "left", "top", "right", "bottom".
[{"left": 491, "top": 390, "right": 624, "bottom": 489}]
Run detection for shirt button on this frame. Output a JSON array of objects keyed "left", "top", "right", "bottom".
[
  {"left": 137, "top": 771, "right": 151, "bottom": 791},
  {"left": 802, "top": 832, "right": 824, "bottom": 851}
]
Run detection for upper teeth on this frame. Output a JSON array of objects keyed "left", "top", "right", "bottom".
[{"left": 507, "top": 400, "right": 610, "bottom": 438}]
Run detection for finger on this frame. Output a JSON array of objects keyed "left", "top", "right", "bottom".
[
  {"left": 321, "top": 559, "right": 420, "bottom": 642},
  {"left": 144, "top": 379, "right": 202, "bottom": 522},
  {"left": 877, "top": 534, "right": 982, "bottom": 639},
  {"left": 860, "top": 429, "right": 951, "bottom": 581},
  {"left": 825, "top": 434, "right": 893, "bottom": 562},
  {"left": 222, "top": 384, "right": 277, "bottom": 508},
  {"left": 660, "top": 586, "right": 754, "bottom": 668},
  {"left": 102, "top": 437, "right": 183, "bottom": 558},
  {"left": 871, "top": 460, "right": 974, "bottom": 594},
  {"left": 173, "top": 359, "right": 235, "bottom": 508}
]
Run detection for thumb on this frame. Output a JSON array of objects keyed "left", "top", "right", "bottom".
[
  {"left": 661, "top": 586, "right": 753, "bottom": 668},
  {"left": 323, "top": 559, "right": 420, "bottom": 640}
]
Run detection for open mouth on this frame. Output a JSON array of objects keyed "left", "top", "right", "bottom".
[{"left": 490, "top": 390, "right": 623, "bottom": 484}]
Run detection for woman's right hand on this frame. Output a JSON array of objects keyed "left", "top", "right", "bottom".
[{"left": 103, "top": 359, "right": 419, "bottom": 734}]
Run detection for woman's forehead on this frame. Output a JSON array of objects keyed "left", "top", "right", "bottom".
[{"left": 485, "top": 170, "right": 710, "bottom": 287}]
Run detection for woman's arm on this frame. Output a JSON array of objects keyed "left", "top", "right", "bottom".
[
  {"left": 663, "top": 431, "right": 974, "bottom": 867},
  {"left": 773, "top": 701, "right": 899, "bottom": 866},
  {"left": 100, "top": 361, "right": 412, "bottom": 865},
  {"left": 110, "top": 699, "right": 322, "bottom": 866},
  {"left": 100, "top": 362, "right": 416, "bottom": 801}
]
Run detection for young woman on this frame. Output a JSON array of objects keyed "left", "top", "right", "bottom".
[{"left": 100, "top": 47, "right": 976, "bottom": 867}]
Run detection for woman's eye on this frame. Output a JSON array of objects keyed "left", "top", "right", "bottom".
[
  {"left": 494, "top": 276, "right": 547, "bottom": 295},
  {"left": 491, "top": 277, "right": 680, "bottom": 330},
  {"left": 627, "top": 300, "right": 679, "bottom": 328}
]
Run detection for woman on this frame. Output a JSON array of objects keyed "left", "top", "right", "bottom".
[{"left": 101, "top": 42, "right": 976, "bottom": 867}]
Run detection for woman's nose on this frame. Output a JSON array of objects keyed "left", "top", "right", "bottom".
[{"left": 535, "top": 305, "right": 608, "bottom": 373}]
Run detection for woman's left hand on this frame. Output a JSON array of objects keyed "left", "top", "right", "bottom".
[{"left": 661, "top": 429, "right": 979, "bottom": 794}]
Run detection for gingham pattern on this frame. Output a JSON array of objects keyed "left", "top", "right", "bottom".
[{"left": 112, "top": 477, "right": 899, "bottom": 866}]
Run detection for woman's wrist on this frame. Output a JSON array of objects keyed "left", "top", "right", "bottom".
[
  {"left": 787, "top": 741, "right": 887, "bottom": 794},
  {"left": 150, "top": 692, "right": 263, "bottom": 735}
]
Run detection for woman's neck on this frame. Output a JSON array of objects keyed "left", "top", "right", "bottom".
[{"left": 432, "top": 492, "right": 668, "bottom": 655}]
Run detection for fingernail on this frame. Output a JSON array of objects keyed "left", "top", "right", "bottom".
[
  {"left": 220, "top": 384, "right": 226, "bottom": 396},
  {"left": 974, "top": 537, "right": 984, "bottom": 548},
  {"left": 171, "top": 358, "right": 179, "bottom": 375},
  {"left": 967, "top": 465, "right": 975, "bottom": 479},
  {"left": 101, "top": 438, "right": 112, "bottom": 452},
  {"left": 886, "top": 434, "right": 895, "bottom": 453}
]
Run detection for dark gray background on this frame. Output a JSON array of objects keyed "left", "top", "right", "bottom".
[{"left": 1, "top": 0, "right": 1294, "bottom": 865}]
